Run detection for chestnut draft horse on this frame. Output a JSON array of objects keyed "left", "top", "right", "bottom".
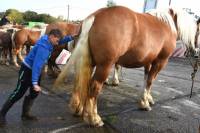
[
  {"left": 45, "top": 22, "right": 81, "bottom": 77},
  {"left": 12, "top": 28, "right": 42, "bottom": 67},
  {"left": 54, "top": 6, "right": 197, "bottom": 126}
]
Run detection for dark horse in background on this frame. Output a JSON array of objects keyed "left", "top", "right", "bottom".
[
  {"left": 54, "top": 6, "right": 198, "bottom": 126},
  {"left": 45, "top": 22, "right": 81, "bottom": 77},
  {"left": 0, "top": 24, "right": 25, "bottom": 66},
  {"left": 0, "top": 30, "right": 13, "bottom": 65}
]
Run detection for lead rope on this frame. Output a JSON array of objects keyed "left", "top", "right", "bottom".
[
  {"left": 190, "top": 58, "right": 199, "bottom": 98},
  {"left": 184, "top": 45, "right": 199, "bottom": 98}
]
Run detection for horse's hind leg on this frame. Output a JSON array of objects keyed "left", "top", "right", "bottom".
[
  {"left": 105, "top": 64, "right": 120, "bottom": 86},
  {"left": 4, "top": 48, "right": 10, "bottom": 65},
  {"left": 2, "top": 47, "right": 8, "bottom": 65},
  {"left": 140, "top": 59, "right": 168, "bottom": 111},
  {"left": 83, "top": 64, "right": 112, "bottom": 127},
  {"left": 112, "top": 64, "right": 121, "bottom": 86},
  {"left": 17, "top": 47, "right": 23, "bottom": 62},
  {"left": 8, "top": 44, "right": 13, "bottom": 64},
  {"left": 12, "top": 48, "right": 19, "bottom": 67},
  {"left": 0, "top": 47, "right": 2, "bottom": 63}
]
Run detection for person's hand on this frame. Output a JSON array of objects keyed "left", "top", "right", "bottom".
[{"left": 33, "top": 85, "right": 41, "bottom": 92}]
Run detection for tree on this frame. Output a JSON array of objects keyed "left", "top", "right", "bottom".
[
  {"left": 107, "top": 0, "right": 116, "bottom": 7},
  {"left": 36, "top": 13, "right": 57, "bottom": 23},
  {"left": 5, "top": 9, "right": 24, "bottom": 23},
  {"left": 0, "top": 12, "right": 5, "bottom": 18},
  {"left": 57, "top": 15, "right": 64, "bottom": 21},
  {"left": 23, "top": 11, "right": 38, "bottom": 21},
  {"left": 2, "top": 8, "right": 65, "bottom": 24}
]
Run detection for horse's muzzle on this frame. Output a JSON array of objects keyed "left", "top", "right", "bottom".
[{"left": 194, "top": 48, "right": 200, "bottom": 58}]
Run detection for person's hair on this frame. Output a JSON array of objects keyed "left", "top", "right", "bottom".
[{"left": 48, "top": 29, "right": 62, "bottom": 38}]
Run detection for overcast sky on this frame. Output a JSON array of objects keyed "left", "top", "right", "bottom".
[{"left": 0, "top": 0, "right": 199, "bottom": 20}]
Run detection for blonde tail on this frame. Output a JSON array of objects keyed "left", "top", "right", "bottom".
[{"left": 53, "top": 16, "right": 95, "bottom": 91}]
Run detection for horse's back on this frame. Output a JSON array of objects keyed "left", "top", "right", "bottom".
[
  {"left": 28, "top": 30, "right": 41, "bottom": 44},
  {"left": 46, "top": 22, "right": 68, "bottom": 36}
]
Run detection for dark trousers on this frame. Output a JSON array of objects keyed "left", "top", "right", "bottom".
[{"left": 8, "top": 63, "right": 40, "bottom": 103}]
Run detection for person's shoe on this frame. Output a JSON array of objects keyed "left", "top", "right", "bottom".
[
  {"left": 21, "top": 114, "right": 38, "bottom": 120},
  {"left": 0, "top": 113, "right": 6, "bottom": 126},
  {"left": 21, "top": 96, "right": 38, "bottom": 121},
  {"left": 0, "top": 99, "right": 14, "bottom": 126}
]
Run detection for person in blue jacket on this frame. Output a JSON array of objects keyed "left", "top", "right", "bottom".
[{"left": 0, "top": 29, "right": 75, "bottom": 125}]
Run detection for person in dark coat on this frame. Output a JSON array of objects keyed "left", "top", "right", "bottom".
[{"left": 0, "top": 15, "right": 10, "bottom": 26}]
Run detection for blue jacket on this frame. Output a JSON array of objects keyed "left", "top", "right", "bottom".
[{"left": 23, "top": 35, "right": 73, "bottom": 85}]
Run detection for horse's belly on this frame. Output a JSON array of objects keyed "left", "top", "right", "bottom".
[
  {"left": 117, "top": 58, "right": 146, "bottom": 68},
  {"left": 117, "top": 51, "right": 154, "bottom": 68}
]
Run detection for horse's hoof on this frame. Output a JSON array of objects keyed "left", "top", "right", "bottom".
[
  {"left": 83, "top": 113, "right": 104, "bottom": 127},
  {"left": 139, "top": 106, "right": 152, "bottom": 111},
  {"left": 139, "top": 99, "right": 152, "bottom": 111},
  {"left": 94, "top": 120, "right": 104, "bottom": 127},
  {"left": 14, "top": 63, "right": 19, "bottom": 67},
  {"left": 5, "top": 62, "right": 10, "bottom": 66},
  {"left": 69, "top": 102, "right": 83, "bottom": 117},
  {"left": 72, "top": 107, "right": 83, "bottom": 117},
  {"left": 112, "top": 81, "right": 119, "bottom": 86},
  {"left": 149, "top": 100, "right": 155, "bottom": 105},
  {"left": 104, "top": 79, "right": 110, "bottom": 85}
]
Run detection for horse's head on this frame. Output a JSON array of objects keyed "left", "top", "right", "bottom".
[
  {"left": 184, "top": 17, "right": 200, "bottom": 58},
  {"left": 193, "top": 18, "right": 200, "bottom": 58},
  {"left": 195, "top": 18, "right": 200, "bottom": 46},
  {"left": 168, "top": 8, "right": 198, "bottom": 57}
]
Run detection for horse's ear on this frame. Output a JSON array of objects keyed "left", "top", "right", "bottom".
[
  {"left": 169, "top": 8, "right": 178, "bottom": 29},
  {"left": 169, "top": 8, "right": 174, "bottom": 17},
  {"left": 197, "top": 18, "right": 200, "bottom": 25},
  {"left": 174, "top": 14, "right": 178, "bottom": 30}
]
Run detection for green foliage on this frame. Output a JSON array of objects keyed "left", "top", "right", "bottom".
[
  {"left": 36, "top": 13, "right": 57, "bottom": 23},
  {"left": 0, "top": 12, "right": 4, "bottom": 18},
  {"left": 6, "top": 9, "right": 24, "bottom": 23},
  {"left": 2, "top": 8, "right": 64, "bottom": 24},
  {"left": 23, "top": 11, "right": 38, "bottom": 21}
]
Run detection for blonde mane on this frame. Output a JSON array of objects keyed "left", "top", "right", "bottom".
[
  {"left": 172, "top": 8, "right": 197, "bottom": 49},
  {"left": 148, "top": 8, "right": 197, "bottom": 49},
  {"left": 147, "top": 9, "right": 177, "bottom": 33}
]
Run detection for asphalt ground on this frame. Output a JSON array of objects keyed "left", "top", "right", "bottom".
[{"left": 0, "top": 57, "right": 200, "bottom": 133}]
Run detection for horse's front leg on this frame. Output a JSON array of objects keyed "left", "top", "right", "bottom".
[{"left": 139, "top": 60, "right": 167, "bottom": 111}]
